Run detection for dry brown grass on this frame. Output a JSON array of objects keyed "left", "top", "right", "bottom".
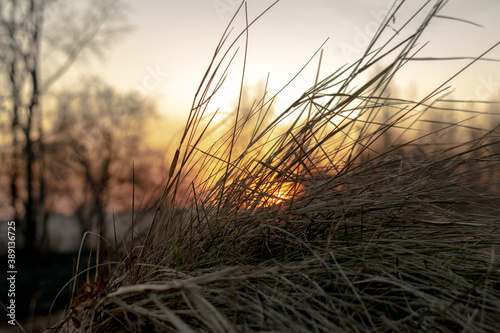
[{"left": 48, "top": 1, "right": 500, "bottom": 332}]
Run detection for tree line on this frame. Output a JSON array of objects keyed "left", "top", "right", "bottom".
[{"left": 0, "top": 0, "right": 164, "bottom": 253}]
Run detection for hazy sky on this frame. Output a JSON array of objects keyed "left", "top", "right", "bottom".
[{"left": 64, "top": 0, "right": 500, "bottom": 144}]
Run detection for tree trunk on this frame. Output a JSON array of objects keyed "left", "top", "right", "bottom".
[
  {"left": 23, "top": 0, "right": 42, "bottom": 253},
  {"left": 8, "top": 61, "right": 21, "bottom": 224}
]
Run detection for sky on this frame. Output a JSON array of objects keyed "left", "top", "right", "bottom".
[{"left": 62, "top": 0, "right": 500, "bottom": 146}]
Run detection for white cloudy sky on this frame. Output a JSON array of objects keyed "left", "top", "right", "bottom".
[{"left": 61, "top": 0, "right": 500, "bottom": 144}]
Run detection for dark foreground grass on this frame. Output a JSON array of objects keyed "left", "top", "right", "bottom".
[{"left": 46, "top": 1, "right": 500, "bottom": 332}]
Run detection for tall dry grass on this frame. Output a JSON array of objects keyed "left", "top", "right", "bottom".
[{"left": 48, "top": 1, "right": 500, "bottom": 332}]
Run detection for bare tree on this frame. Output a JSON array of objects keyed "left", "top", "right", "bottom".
[
  {"left": 45, "top": 77, "right": 163, "bottom": 240},
  {"left": 0, "top": 0, "right": 130, "bottom": 252}
]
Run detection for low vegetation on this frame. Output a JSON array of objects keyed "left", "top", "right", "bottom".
[{"left": 47, "top": 1, "right": 500, "bottom": 332}]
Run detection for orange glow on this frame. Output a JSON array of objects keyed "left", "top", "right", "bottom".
[{"left": 246, "top": 179, "right": 300, "bottom": 208}]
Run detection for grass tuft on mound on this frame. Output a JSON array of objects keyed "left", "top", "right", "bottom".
[{"left": 49, "top": 1, "right": 500, "bottom": 332}]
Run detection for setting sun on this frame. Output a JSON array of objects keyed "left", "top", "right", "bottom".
[{"left": 245, "top": 178, "right": 300, "bottom": 208}]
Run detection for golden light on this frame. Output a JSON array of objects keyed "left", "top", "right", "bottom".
[{"left": 246, "top": 178, "right": 301, "bottom": 209}]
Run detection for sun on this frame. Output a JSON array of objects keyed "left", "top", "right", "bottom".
[{"left": 246, "top": 179, "right": 299, "bottom": 208}]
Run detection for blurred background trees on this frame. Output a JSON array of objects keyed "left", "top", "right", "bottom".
[
  {"left": 0, "top": 0, "right": 163, "bottom": 253},
  {"left": 45, "top": 77, "right": 163, "bottom": 241}
]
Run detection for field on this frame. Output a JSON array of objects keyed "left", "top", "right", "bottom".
[{"left": 46, "top": 2, "right": 500, "bottom": 332}]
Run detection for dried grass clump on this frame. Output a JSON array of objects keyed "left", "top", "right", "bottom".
[{"left": 49, "top": 1, "right": 500, "bottom": 332}]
